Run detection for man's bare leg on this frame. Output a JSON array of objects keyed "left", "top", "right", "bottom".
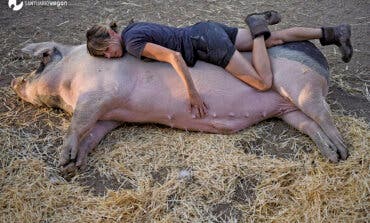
[
  {"left": 235, "top": 25, "right": 352, "bottom": 62},
  {"left": 225, "top": 36, "right": 273, "bottom": 91},
  {"left": 224, "top": 11, "right": 279, "bottom": 91},
  {"left": 235, "top": 27, "right": 322, "bottom": 51}
]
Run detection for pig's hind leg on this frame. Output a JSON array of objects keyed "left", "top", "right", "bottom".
[
  {"left": 277, "top": 73, "right": 348, "bottom": 161},
  {"left": 296, "top": 87, "right": 348, "bottom": 160},
  {"left": 274, "top": 66, "right": 348, "bottom": 161},
  {"left": 281, "top": 110, "right": 343, "bottom": 162}
]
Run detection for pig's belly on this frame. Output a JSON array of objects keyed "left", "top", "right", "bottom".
[{"left": 101, "top": 90, "right": 297, "bottom": 134}]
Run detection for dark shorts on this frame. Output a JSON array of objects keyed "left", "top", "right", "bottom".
[{"left": 189, "top": 21, "right": 238, "bottom": 68}]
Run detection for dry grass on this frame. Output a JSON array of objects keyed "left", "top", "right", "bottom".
[
  {"left": 1, "top": 0, "right": 369, "bottom": 222},
  {"left": 0, "top": 87, "right": 368, "bottom": 222}
]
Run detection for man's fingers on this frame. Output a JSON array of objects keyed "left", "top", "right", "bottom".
[
  {"left": 199, "top": 106, "right": 204, "bottom": 118},
  {"left": 204, "top": 102, "right": 209, "bottom": 110},
  {"left": 196, "top": 105, "right": 202, "bottom": 118},
  {"left": 190, "top": 104, "right": 199, "bottom": 118},
  {"left": 190, "top": 100, "right": 210, "bottom": 118},
  {"left": 199, "top": 103, "right": 208, "bottom": 118},
  {"left": 202, "top": 104, "right": 208, "bottom": 116},
  {"left": 197, "top": 105, "right": 202, "bottom": 117},
  {"left": 191, "top": 103, "right": 209, "bottom": 119},
  {"left": 189, "top": 103, "right": 197, "bottom": 118}
]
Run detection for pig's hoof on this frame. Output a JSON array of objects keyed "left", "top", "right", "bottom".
[
  {"left": 60, "top": 162, "right": 79, "bottom": 177},
  {"left": 59, "top": 144, "right": 73, "bottom": 167},
  {"left": 327, "top": 153, "right": 339, "bottom": 163},
  {"left": 338, "top": 148, "right": 349, "bottom": 161}
]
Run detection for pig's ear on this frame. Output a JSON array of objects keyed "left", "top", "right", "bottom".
[{"left": 21, "top": 42, "right": 58, "bottom": 57}]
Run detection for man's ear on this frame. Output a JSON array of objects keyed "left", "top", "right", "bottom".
[{"left": 107, "top": 29, "right": 116, "bottom": 37}]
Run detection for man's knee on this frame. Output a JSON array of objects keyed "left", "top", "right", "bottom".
[{"left": 235, "top": 29, "right": 253, "bottom": 51}]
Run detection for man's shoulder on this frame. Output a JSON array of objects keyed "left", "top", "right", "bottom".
[
  {"left": 122, "top": 22, "right": 145, "bottom": 35},
  {"left": 123, "top": 22, "right": 164, "bottom": 33}
]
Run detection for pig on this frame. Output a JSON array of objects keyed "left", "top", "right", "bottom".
[{"left": 11, "top": 41, "right": 349, "bottom": 172}]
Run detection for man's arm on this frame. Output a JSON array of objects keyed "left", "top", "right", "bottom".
[{"left": 142, "top": 42, "right": 208, "bottom": 118}]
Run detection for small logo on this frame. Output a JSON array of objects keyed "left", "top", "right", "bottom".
[{"left": 8, "top": 0, "right": 24, "bottom": 11}]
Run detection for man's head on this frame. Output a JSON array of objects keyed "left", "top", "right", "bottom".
[{"left": 86, "top": 22, "right": 124, "bottom": 58}]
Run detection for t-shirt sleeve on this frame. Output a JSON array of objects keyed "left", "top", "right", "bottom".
[{"left": 123, "top": 31, "right": 149, "bottom": 59}]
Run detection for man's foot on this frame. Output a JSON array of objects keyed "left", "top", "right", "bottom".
[
  {"left": 244, "top": 10, "right": 281, "bottom": 39},
  {"left": 335, "top": 24, "right": 353, "bottom": 63},
  {"left": 320, "top": 24, "right": 353, "bottom": 63},
  {"left": 245, "top": 10, "right": 281, "bottom": 26}
]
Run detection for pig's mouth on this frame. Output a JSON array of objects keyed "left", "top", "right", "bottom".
[
  {"left": 11, "top": 70, "right": 37, "bottom": 102},
  {"left": 11, "top": 76, "right": 27, "bottom": 100}
]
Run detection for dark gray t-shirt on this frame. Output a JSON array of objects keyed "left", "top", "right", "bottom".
[{"left": 121, "top": 22, "right": 196, "bottom": 66}]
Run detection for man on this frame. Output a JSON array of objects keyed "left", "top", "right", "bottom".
[{"left": 86, "top": 10, "right": 352, "bottom": 118}]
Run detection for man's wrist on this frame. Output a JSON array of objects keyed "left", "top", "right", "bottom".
[{"left": 188, "top": 88, "right": 199, "bottom": 97}]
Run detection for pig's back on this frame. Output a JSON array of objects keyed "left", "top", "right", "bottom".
[{"left": 268, "top": 41, "right": 329, "bottom": 82}]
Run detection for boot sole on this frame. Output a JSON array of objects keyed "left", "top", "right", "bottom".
[{"left": 245, "top": 10, "right": 281, "bottom": 25}]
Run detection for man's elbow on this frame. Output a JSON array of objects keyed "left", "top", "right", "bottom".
[
  {"left": 258, "top": 80, "right": 272, "bottom": 91},
  {"left": 169, "top": 51, "right": 182, "bottom": 63}
]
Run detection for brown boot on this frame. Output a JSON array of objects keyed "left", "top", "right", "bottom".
[
  {"left": 245, "top": 10, "right": 281, "bottom": 39},
  {"left": 320, "top": 24, "right": 353, "bottom": 63}
]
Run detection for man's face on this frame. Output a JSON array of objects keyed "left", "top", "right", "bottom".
[{"left": 104, "top": 32, "right": 123, "bottom": 58}]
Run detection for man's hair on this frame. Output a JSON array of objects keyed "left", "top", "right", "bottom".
[{"left": 86, "top": 22, "right": 118, "bottom": 56}]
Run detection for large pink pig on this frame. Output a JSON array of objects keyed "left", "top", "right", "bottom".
[{"left": 11, "top": 41, "right": 348, "bottom": 171}]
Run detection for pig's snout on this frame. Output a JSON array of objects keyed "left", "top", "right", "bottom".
[
  {"left": 11, "top": 77, "right": 26, "bottom": 98},
  {"left": 11, "top": 77, "right": 24, "bottom": 90}
]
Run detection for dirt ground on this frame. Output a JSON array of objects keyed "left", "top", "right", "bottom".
[{"left": 0, "top": 0, "right": 369, "bottom": 222}]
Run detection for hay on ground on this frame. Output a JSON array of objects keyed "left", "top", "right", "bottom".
[{"left": 0, "top": 87, "right": 368, "bottom": 222}]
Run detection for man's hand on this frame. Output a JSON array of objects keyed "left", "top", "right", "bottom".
[
  {"left": 189, "top": 91, "right": 208, "bottom": 118},
  {"left": 142, "top": 43, "right": 209, "bottom": 118}
]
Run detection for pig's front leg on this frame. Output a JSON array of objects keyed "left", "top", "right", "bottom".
[
  {"left": 76, "top": 120, "right": 121, "bottom": 169},
  {"left": 61, "top": 120, "right": 121, "bottom": 173},
  {"left": 59, "top": 94, "right": 111, "bottom": 167}
]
